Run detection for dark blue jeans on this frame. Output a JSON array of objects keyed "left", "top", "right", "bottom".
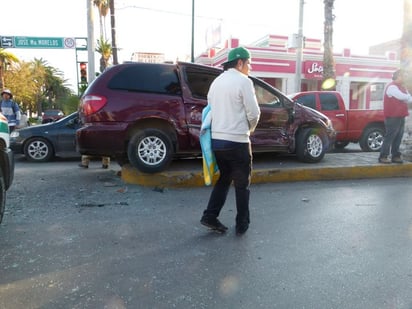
[
  {"left": 380, "top": 117, "right": 405, "bottom": 159},
  {"left": 203, "top": 143, "right": 252, "bottom": 225}
]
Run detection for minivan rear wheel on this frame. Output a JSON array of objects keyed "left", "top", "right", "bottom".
[{"left": 127, "top": 129, "right": 174, "bottom": 173}]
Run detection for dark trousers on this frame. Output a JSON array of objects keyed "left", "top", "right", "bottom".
[
  {"left": 203, "top": 143, "right": 252, "bottom": 225},
  {"left": 380, "top": 117, "right": 405, "bottom": 159}
]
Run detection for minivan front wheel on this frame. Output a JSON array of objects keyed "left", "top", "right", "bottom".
[
  {"left": 127, "top": 129, "right": 174, "bottom": 173},
  {"left": 296, "top": 128, "right": 326, "bottom": 163}
]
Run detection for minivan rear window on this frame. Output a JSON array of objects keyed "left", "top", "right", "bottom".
[{"left": 108, "top": 64, "right": 181, "bottom": 95}]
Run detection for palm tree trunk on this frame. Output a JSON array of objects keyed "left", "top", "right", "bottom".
[
  {"left": 322, "top": 0, "right": 336, "bottom": 90},
  {"left": 110, "top": 0, "right": 118, "bottom": 65}
]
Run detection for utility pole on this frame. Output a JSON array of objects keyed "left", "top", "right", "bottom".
[
  {"left": 110, "top": 0, "right": 118, "bottom": 65},
  {"left": 191, "top": 0, "right": 195, "bottom": 62},
  {"left": 87, "top": 0, "right": 96, "bottom": 84},
  {"left": 295, "top": 0, "right": 304, "bottom": 93}
]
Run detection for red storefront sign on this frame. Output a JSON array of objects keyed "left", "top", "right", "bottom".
[{"left": 304, "top": 61, "right": 323, "bottom": 79}]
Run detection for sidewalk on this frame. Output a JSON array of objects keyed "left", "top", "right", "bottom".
[{"left": 121, "top": 151, "right": 412, "bottom": 188}]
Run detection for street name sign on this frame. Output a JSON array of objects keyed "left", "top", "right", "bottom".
[{"left": 13, "top": 36, "right": 76, "bottom": 49}]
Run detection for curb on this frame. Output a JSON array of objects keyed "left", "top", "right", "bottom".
[{"left": 121, "top": 162, "right": 412, "bottom": 188}]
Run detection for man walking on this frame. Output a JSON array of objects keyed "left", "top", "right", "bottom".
[
  {"left": 379, "top": 69, "right": 412, "bottom": 164},
  {"left": 1, "top": 89, "right": 21, "bottom": 132},
  {"left": 200, "top": 47, "right": 261, "bottom": 235}
]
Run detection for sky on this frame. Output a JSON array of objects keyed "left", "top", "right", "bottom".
[{"left": 0, "top": 0, "right": 404, "bottom": 91}]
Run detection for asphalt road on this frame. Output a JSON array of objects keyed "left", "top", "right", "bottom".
[{"left": 1, "top": 156, "right": 412, "bottom": 308}]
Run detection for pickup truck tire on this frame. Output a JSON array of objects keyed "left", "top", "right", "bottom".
[
  {"left": 24, "top": 138, "right": 54, "bottom": 162},
  {"left": 359, "top": 127, "right": 385, "bottom": 152},
  {"left": 0, "top": 171, "right": 5, "bottom": 224},
  {"left": 296, "top": 128, "right": 326, "bottom": 163},
  {"left": 127, "top": 129, "right": 174, "bottom": 173}
]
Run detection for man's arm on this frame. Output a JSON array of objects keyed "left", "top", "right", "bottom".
[{"left": 386, "top": 85, "right": 412, "bottom": 103}]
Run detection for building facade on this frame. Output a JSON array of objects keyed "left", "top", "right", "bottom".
[{"left": 196, "top": 35, "right": 400, "bottom": 110}]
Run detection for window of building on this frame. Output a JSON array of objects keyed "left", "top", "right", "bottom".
[{"left": 370, "top": 83, "right": 385, "bottom": 101}]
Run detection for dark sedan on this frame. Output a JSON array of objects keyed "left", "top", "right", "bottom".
[{"left": 10, "top": 112, "right": 80, "bottom": 162}]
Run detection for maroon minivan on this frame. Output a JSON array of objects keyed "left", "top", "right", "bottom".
[{"left": 76, "top": 62, "right": 334, "bottom": 173}]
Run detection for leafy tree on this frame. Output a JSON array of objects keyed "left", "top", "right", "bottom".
[
  {"left": 3, "top": 61, "right": 38, "bottom": 114},
  {"left": 322, "top": 0, "right": 336, "bottom": 90},
  {"left": 4, "top": 58, "right": 74, "bottom": 116},
  {"left": 0, "top": 48, "right": 19, "bottom": 89}
]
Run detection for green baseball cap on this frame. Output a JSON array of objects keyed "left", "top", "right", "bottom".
[{"left": 223, "top": 47, "right": 251, "bottom": 64}]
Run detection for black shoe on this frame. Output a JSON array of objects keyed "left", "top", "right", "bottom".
[
  {"left": 378, "top": 157, "right": 391, "bottom": 164},
  {"left": 78, "top": 163, "right": 88, "bottom": 168},
  {"left": 200, "top": 216, "right": 228, "bottom": 233},
  {"left": 236, "top": 223, "right": 249, "bottom": 236},
  {"left": 392, "top": 157, "right": 403, "bottom": 164}
]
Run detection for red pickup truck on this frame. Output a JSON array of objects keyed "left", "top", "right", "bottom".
[{"left": 289, "top": 91, "right": 385, "bottom": 152}]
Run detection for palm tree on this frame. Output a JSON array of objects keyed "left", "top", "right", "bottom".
[
  {"left": 4, "top": 59, "right": 73, "bottom": 115},
  {"left": 93, "top": 0, "right": 110, "bottom": 40},
  {"left": 96, "top": 36, "right": 112, "bottom": 73},
  {"left": 322, "top": 0, "right": 336, "bottom": 90},
  {"left": 0, "top": 48, "right": 19, "bottom": 89}
]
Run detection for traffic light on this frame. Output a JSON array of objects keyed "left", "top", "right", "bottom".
[{"left": 79, "top": 62, "right": 87, "bottom": 84}]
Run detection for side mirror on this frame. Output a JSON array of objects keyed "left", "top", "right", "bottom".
[{"left": 66, "top": 117, "right": 79, "bottom": 127}]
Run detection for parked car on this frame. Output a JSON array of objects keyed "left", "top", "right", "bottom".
[
  {"left": 41, "top": 109, "right": 65, "bottom": 124},
  {"left": 76, "top": 61, "right": 335, "bottom": 173},
  {"left": 289, "top": 91, "right": 385, "bottom": 152},
  {"left": 10, "top": 112, "right": 80, "bottom": 162},
  {"left": 0, "top": 112, "right": 15, "bottom": 224}
]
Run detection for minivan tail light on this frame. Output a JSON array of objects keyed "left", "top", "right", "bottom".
[{"left": 81, "top": 95, "right": 107, "bottom": 116}]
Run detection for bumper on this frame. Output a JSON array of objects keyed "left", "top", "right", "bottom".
[
  {"left": 0, "top": 148, "right": 14, "bottom": 190},
  {"left": 10, "top": 138, "right": 24, "bottom": 154},
  {"left": 76, "top": 123, "right": 128, "bottom": 156}
]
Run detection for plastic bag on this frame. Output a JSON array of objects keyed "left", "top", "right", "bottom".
[{"left": 200, "top": 105, "right": 218, "bottom": 185}]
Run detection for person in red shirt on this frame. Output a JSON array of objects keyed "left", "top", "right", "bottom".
[{"left": 379, "top": 69, "right": 412, "bottom": 164}]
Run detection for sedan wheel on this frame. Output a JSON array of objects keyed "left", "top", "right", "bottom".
[{"left": 24, "top": 138, "right": 54, "bottom": 162}]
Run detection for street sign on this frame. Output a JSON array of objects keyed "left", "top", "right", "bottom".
[
  {"left": 13, "top": 36, "right": 76, "bottom": 49},
  {"left": 0, "top": 36, "right": 14, "bottom": 48}
]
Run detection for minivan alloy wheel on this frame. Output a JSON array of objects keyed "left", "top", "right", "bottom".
[
  {"left": 138, "top": 136, "right": 166, "bottom": 165},
  {"left": 296, "top": 128, "right": 326, "bottom": 163},
  {"left": 127, "top": 128, "right": 174, "bottom": 173}
]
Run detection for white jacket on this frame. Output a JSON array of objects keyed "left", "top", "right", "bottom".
[{"left": 207, "top": 68, "right": 260, "bottom": 143}]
